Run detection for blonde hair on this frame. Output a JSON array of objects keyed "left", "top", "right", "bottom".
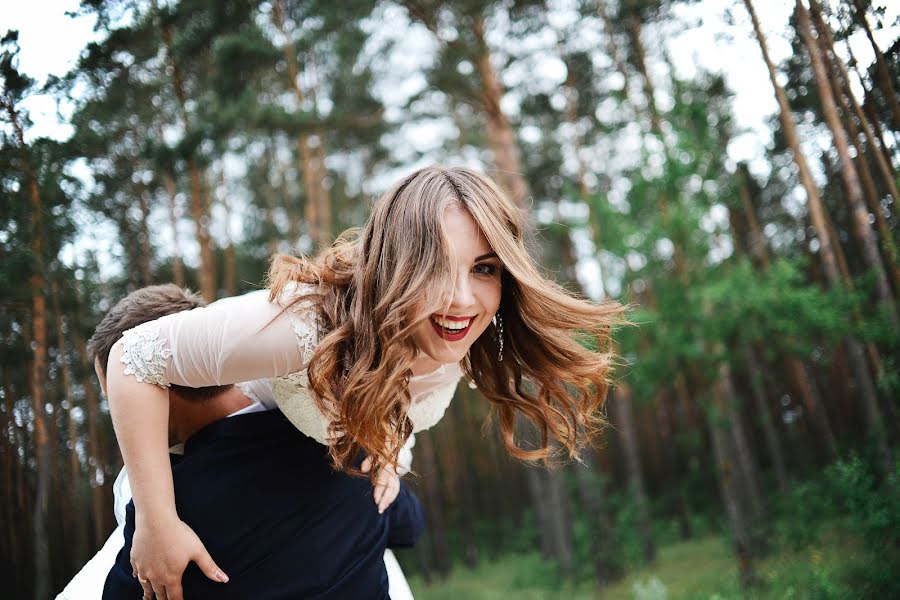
[{"left": 269, "top": 166, "right": 622, "bottom": 477}]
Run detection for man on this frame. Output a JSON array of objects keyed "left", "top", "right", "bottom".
[{"left": 58, "top": 284, "right": 422, "bottom": 599}]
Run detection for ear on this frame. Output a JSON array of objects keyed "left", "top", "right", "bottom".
[{"left": 93, "top": 357, "right": 108, "bottom": 397}]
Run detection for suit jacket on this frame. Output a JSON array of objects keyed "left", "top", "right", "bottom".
[{"left": 103, "top": 410, "right": 424, "bottom": 599}]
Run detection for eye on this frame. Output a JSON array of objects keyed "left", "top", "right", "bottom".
[{"left": 473, "top": 263, "right": 499, "bottom": 276}]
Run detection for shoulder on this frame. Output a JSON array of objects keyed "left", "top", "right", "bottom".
[{"left": 274, "top": 282, "right": 327, "bottom": 364}]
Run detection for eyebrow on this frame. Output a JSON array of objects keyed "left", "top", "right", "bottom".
[{"left": 475, "top": 252, "right": 499, "bottom": 262}]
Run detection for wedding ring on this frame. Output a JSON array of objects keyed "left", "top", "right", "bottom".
[{"left": 138, "top": 576, "right": 149, "bottom": 583}]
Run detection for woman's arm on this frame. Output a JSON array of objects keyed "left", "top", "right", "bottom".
[
  {"left": 107, "top": 342, "right": 228, "bottom": 600},
  {"left": 105, "top": 288, "right": 313, "bottom": 599}
]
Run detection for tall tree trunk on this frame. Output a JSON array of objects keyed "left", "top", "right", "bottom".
[
  {"left": 187, "top": 158, "right": 216, "bottom": 301},
  {"left": 3, "top": 372, "right": 22, "bottom": 577},
  {"left": 847, "top": 42, "right": 899, "bottom": 171},
  {"left": 261, "top": 144, "right": 280, "bottom": 256},
  {"left": 743, "top": 0, "right": 883, "bottom": 465},
  {"left": 745, "top": 345, "right": 791, "bottom": 495},
  {"left": 627, "top": 13, "right": 663, "bottom": 135},
  {"left": 415, "top": 430, "right": 450, "bottom": 578},
  {"left": 70, "top": 292, "right": 109, "bottom": 546},
  {"left": 434, "top": 402, "right": 479, "bottom": 568},
  {"left": 795, "top": 0, "right": 897, "bottom": 324},
  {"left": 28, "top": 192, "right": 51, "bottom": 595},
  {"left": 744, "top": 0, "right": 840, "bottom": 290},
  {"left": 736, "top": 169, "right": 769, "bottom": 268},
  {"left": 313, "top": 135, "right": 331, "bottom": 245},
  {"left": 51, "top": 281, "right": 88, "bottom": 569},
  {"left": 654, "top": 390, "right": 694, "bottom": 539},
  {"left": 735, "top": 170, "right": 835, "bottom": 460},
  {"left": 159, "top": 16, "right": 216, "bottom": 301},
  {"left": 845, "top": 334, "right": 892, "bottom": 474},
  {"left": 6, "top": 99, "right": 52, "bottom": 599},
  {"left": 608, "top": 385, "right": 656, "bottom": 562},
  {"left": 219, "top": 170, "right": 237, "bottom": 296},
  {"left": 573, "top": 450, "right": 622, "bottom": 584},
  {"left": 626, "top": 14, "right": 690, "bottom": 284},
  {"left": 809, "top": 0, "right": 900, "bottom": 293},
  {"left": 272, "top": 0, "right": 330, "bottom": 250},
  {"left": 163, "top": 173, "right": 185, "bottom": 288},
  {"left": 470, "top": 17, "right": 529, "bottom": 208},
  {"left": 850, "top": 0, "right": 900, "bottom": 130},
  {"left": 710, "top": 364, "right": 759, "bottom": 588},
  {"left": 115, "top": 209, "right": 141, "bottom": 288},
  {"left": 136, "top": 187, "right": 153, "bottom": 286},
  {"left": 544, "top": 455, "right": 574, "bottom": 573},
  {"left": 521, "top": 418, "right": 575, "bottom": 572},
  {"left": 721, "top": 362, "right": 767, "bottom": 536}
]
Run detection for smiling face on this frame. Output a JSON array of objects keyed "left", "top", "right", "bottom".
[{"left": 409, "top": 203, "right": 503, "bottom": 367}]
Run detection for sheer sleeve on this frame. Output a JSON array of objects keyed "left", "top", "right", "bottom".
[{"left": 118, "top": 286, "right": 320, "bottom": 388}]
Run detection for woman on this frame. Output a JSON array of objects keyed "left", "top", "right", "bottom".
[{"left": 106, "top": 166, "right": 621, "bottom": 598}]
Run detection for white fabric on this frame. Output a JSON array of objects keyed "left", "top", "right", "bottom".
[
  {"left": 56, "top": 524, "right": 126, "bottom": 600},
  {"left": 118, "top": 285, "right": 463, "bottom": 444},
  {"left": 56, "top": 395, "right": 417, "bottom": 599},
  {"left": 385, "top": 549, "right": 414, "bottom": 600}
]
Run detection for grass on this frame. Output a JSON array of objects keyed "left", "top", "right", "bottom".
[{"left": 406, "top": 525, "right": 888, "bottom": 600}]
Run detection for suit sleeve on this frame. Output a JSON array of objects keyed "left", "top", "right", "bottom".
[{"left": 385, "top": 482, "right": 425, "bottom": 549}]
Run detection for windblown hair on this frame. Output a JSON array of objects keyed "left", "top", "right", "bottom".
[{"left": 269, "top": 166, "right": 622, "bottom": 477}]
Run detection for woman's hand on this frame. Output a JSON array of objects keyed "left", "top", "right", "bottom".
[
  {"left": 131, "top": 513, "right": 228, "bottom": 600},
  {"left": 361, "top": 456, "right": 400, "bottom": 514}
]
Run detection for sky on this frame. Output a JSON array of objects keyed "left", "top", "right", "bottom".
[{"left": 2, "top": 0, "right": 897, "bottom": 288}]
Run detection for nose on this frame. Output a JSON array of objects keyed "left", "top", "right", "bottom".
[{"left": 450, "top": 269, "right": 476, "bottom": 311}]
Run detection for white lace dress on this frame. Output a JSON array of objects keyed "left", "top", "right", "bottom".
[{"left": 117, "top": 285, "right": 463, "bottom": 442}]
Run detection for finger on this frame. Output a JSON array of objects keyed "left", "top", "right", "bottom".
[
  {"left": 138, "top": 578, "right": 153, "bottom": 600},
  {"left": 167, "top": 582, "right": 183, "bottom": 600},
  {"left": 150, "top": 579, "right": 165, "bottom": 600},
  {"left": 378, "top": 485, "right": 391, "bottom": 512},
  {"left": 193, "top": 546, "right": 230, "bottom": 584},
  {"left": 379, "top": 480, "right": 397, "bottom": 513},
  {"left": 373, "top": 480, "right": 387, "bottom": 505},
  {"left": 361, "top": 457, "right": 372, "bottom": 473},
  {"left": 385, "top": 478, "right": 401, "bottom": 512}
]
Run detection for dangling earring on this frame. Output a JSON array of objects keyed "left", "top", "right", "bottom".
[{"left": 491, "top": 311, "right": 504, "bottom": 362}]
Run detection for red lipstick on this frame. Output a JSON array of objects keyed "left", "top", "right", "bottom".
[{"left": 430, "top": 315, "right": 475, "bottom": 342}]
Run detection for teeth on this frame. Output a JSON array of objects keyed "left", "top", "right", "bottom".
[{"left": 432, "top": 316, "right": 471, "bottom": 330}]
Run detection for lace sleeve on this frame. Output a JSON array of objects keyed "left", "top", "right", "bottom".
[
  {"left": 117, "top": 288, "right": 315, "bottom": 388},
  {"left": 120, "top": 325, "right": 174, "bottom": 388},
  {"left": 281, "top": 285, "right": 321, "bottom": 365}
]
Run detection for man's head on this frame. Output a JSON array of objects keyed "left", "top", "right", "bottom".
[{"left": 87, "top": 284, "right": 237, "bottom": 444}]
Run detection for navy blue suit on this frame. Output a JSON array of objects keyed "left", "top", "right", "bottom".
[{"left": 103, "top": 410, "right": 424, "bottom": 599}]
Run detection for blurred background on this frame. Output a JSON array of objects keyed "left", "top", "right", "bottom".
[{"left": 1, "top": 0, "right": 899, "bottom": 597}]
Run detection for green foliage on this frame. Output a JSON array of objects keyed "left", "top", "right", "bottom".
[{"left": 699, "top": 258, "right": 853, "bottom": 351}]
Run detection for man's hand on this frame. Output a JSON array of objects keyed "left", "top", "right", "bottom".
[
  {"left": 131, "top": 514, "right": 228, "bottom": 600},
  {"left": 361, "top": 456, "right": 400, "bottom": 514}
]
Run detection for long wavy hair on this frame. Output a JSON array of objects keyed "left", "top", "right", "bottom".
[{"left": 269, "top": 166, "right": 622, "bottom": 477}]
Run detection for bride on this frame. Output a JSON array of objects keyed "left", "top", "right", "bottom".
[{"left": 104, "top": 166, "right": 621, "bottom": 598}]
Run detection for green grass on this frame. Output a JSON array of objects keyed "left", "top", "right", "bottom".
[{"left": 407, "top": 525, "right": 890, "bottom": 600}]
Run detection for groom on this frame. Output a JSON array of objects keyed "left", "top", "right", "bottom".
[{"left": 82, "top": 284, "right": 423, "bottom": 599}]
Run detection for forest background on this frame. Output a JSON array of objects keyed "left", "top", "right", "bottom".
[{"left": 2, "top": 0, "right": 899, "bottom": 598}]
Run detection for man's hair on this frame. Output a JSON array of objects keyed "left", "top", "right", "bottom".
[{"left": 87, "top": 284, "right": 232, "bottom": 402}]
